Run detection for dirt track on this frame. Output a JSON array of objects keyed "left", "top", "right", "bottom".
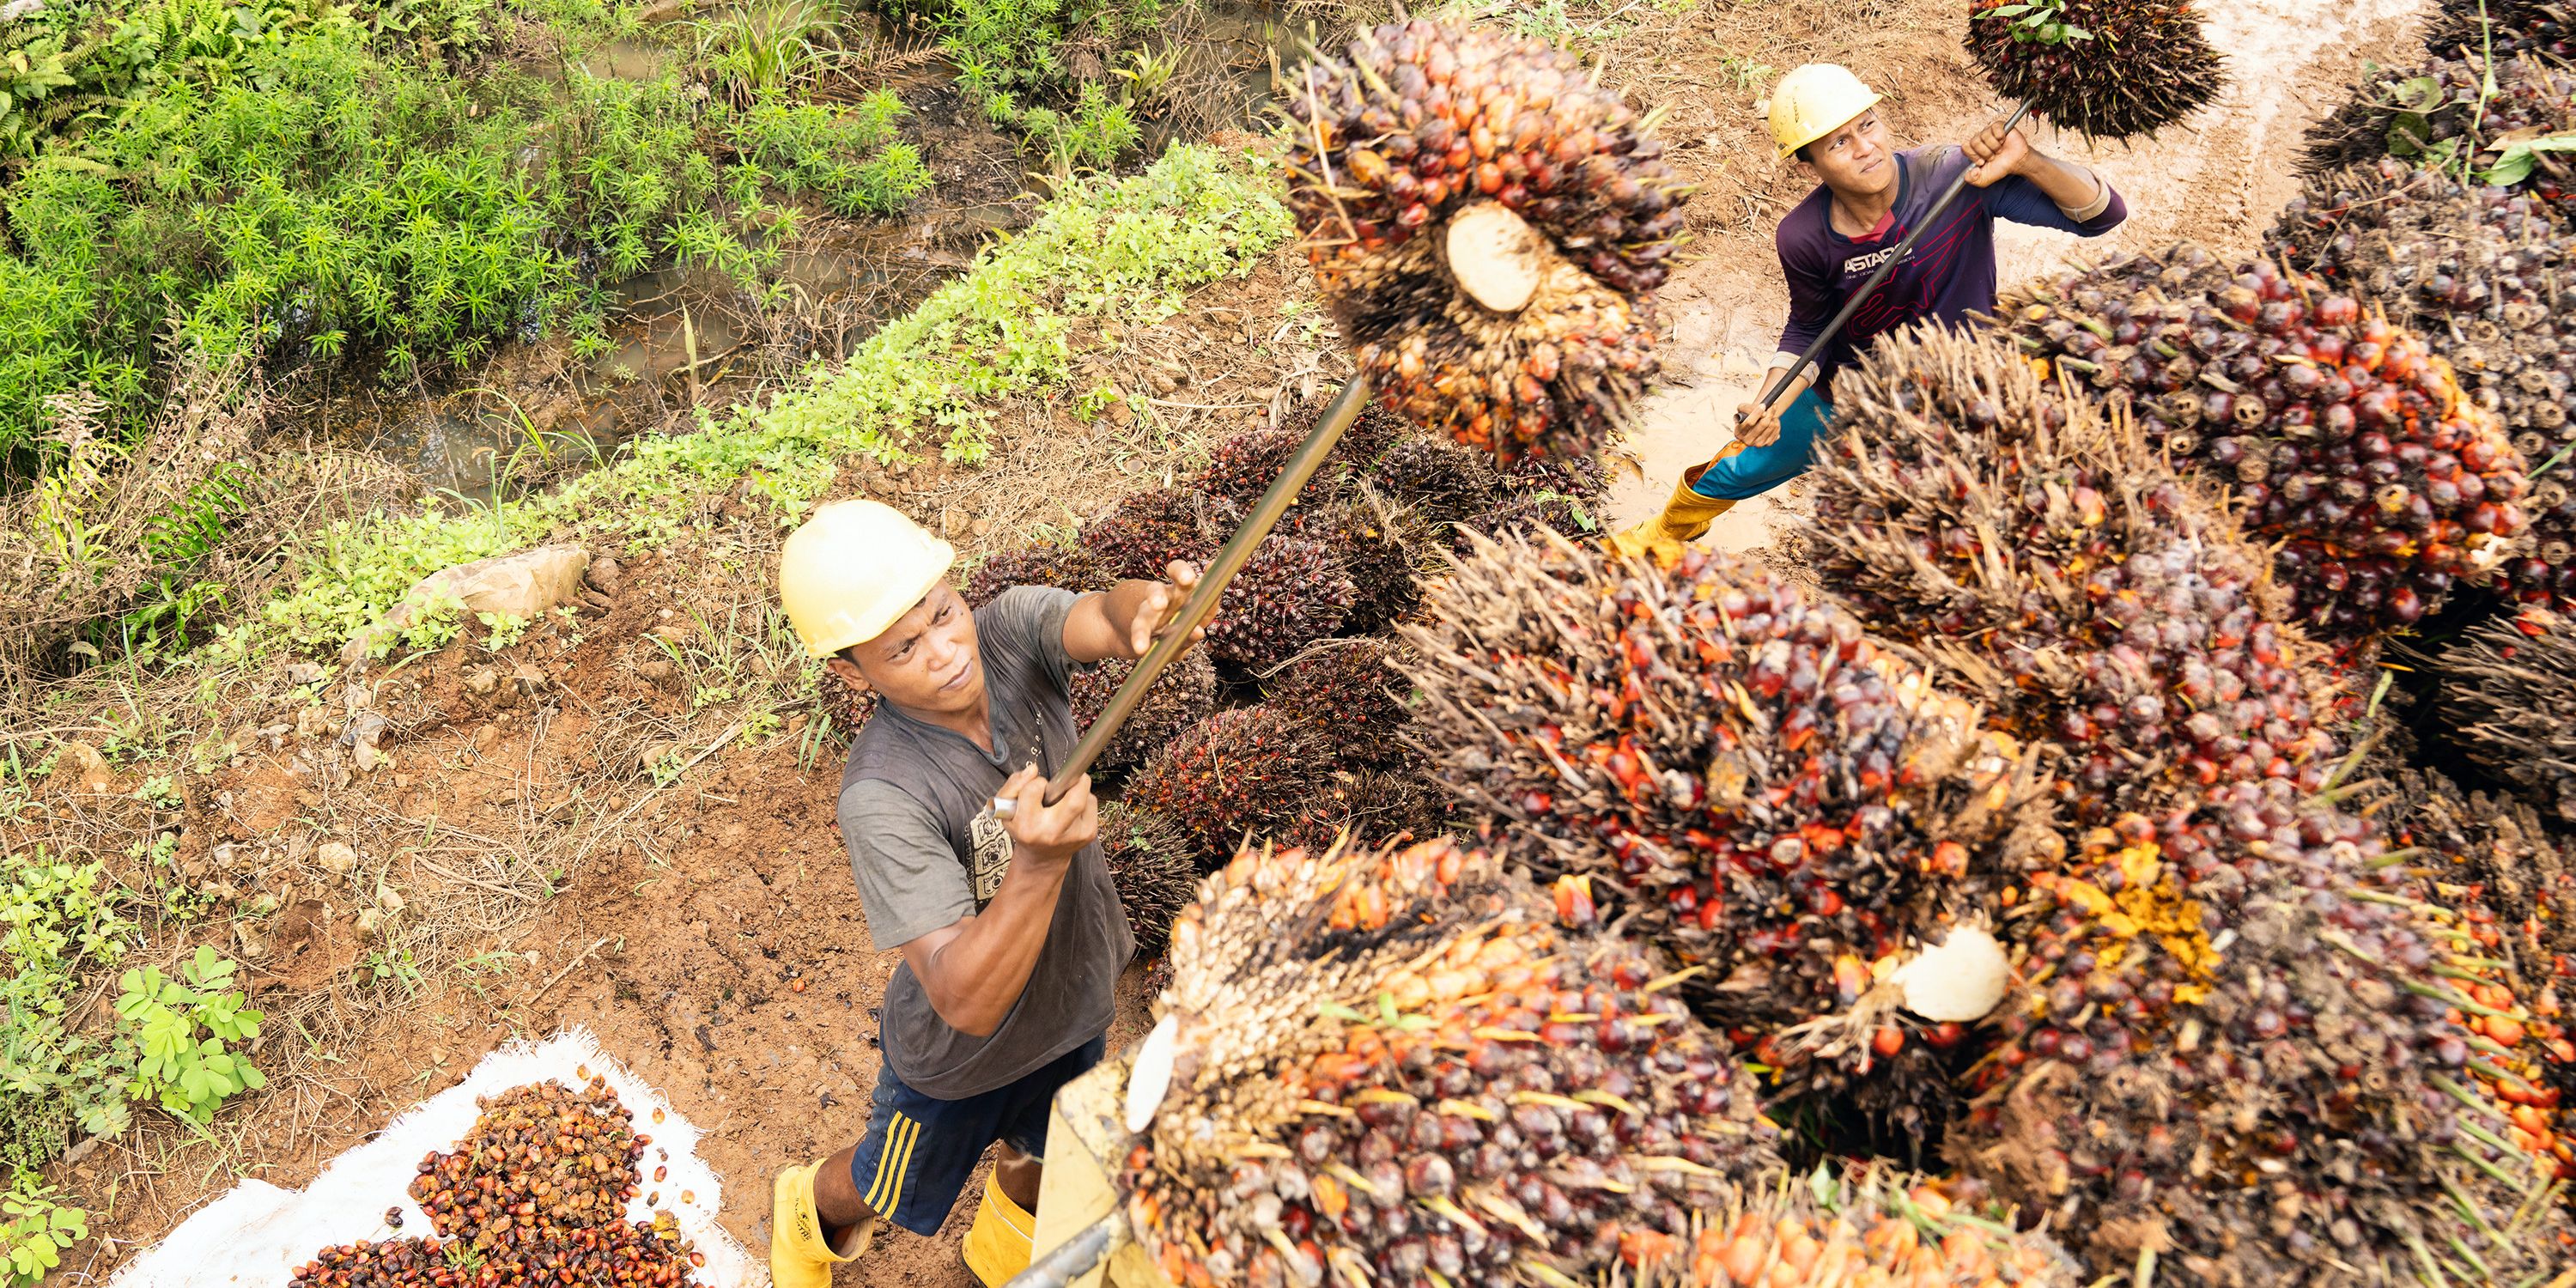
[
  {"left": 1604, "top": 0, "right": 2428, "bottom": 552},
  {"left": 58, "top": 3, "right": 2427, "bottom": 1285}
]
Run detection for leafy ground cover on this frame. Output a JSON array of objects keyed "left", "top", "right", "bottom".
[{"left": 1, "top": 0, "right": 936, "bottom": 471}]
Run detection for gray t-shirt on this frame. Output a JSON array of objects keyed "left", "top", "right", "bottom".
[{"left": 835, "top": 586, "right": 1133, "bottom": 1099}]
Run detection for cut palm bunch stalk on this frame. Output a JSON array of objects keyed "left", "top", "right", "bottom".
[
  {"left": 2271, "top": 157, "right": 2576, "bottom": 612},
  {"left": 1118, "top": 836, "right": 1779, "bottom": 1288},
  {"left": 1992, "top": 245, "right": 2531, "bottom": 641},
  {"left": 1803, "top": 326, "right": 2348, "bottom": 817},
  {"left": 1279, "top": 18, "right": 1686, "bottom": 465},
  {"left": 1965, "top": 0, "right": 2225, "bottom": 143},
  {"left": 1400, "top": 532, "right": 2054, "bottom": 1138},
  {"left": 2426, "top": 605, "right": 2576, "bottom": 824},
  {"left": 1951, "top": 793, "right": 2576, "bottom": 1285},
  {"left": 1628, "top": 1165, "right": 2078, "bottom": 1287}
]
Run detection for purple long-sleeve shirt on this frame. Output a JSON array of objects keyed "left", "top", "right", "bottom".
[{"left": 1774, "top": 145, "right": 2128, "bottom": 399}]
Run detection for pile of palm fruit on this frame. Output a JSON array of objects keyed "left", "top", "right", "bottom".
[{"left": 290, "top": 1078, "right": 704, "bottom": 1287}]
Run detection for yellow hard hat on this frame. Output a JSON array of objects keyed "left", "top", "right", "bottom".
[
  {"left": 1768, "top": 64, "right": 1882, "bottom": 161},
  {"left": 779, "top": 499, "right": 957, "bottom": 657}
]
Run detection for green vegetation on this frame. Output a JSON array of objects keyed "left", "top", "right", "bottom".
[
  {"left": 864, "top": 0, "right": 1161, "bottom": 171},
  {"left": 1, "top": 0, "right": 934, "bottom": 470},
  {"left": 256, "top": 143, "right": 1291, "bottom": 655},
  {"left": 1, "top": 855, "right": 260, "bottom": 1286}
]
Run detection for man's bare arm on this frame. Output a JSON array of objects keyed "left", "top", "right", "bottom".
[{"left": 896, "top": 765, "right": 1095, "bottom": 1036}]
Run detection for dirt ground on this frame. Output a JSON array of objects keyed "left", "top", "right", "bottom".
[
  {"left": 43, "top": 0, "right": 2433, "bottom": 1284},
  {"left": 1602, "top": 0, "right": 2430, "bottom": 552}
]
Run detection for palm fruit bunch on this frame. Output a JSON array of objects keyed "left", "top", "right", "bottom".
[
  {"left": 1206, "top": 534, "right": 1358, "bottom": 671},
  {"left": 2270, "top": 158, "right": 2576, "bottom": 609},
  {"left": 1450, "top": 487, "right": 1602, "bottom": 551},
  {"left": 1807, "top": 326, "right": 2347, "bottom": 815},
  {"left": 1079, "top": 486, "right": 1243, "bottom": 580},
  {"left": 1101, "top": 800, "right": 1199, "bottom": 958},
  {"left": 1124, "top": 835, "right": 1778, "bottom": 1288},
  {"left": 1951, "top": 791, "right": 2574, "bottom": 1284},
  {"left": 2425, "top": 0, "right": 2576, "bottom": 57},
  {"left": 1400, "top": 530, "right": 2051, "bottom": 1135},
  {"left": 1995, "top": 244, "right": 2530, "bottom": 638},
  {"left": 1121, "top": 705, "right": 1339, "bottom": 864},
  {"left": 1315, "top": 767, "right": 1453, "bottom": 841},
  {"left": 1192, "top": 397, "right": 1413, "bottom": 509},
  {"left": 1644, "top": 1168, "right": 2075, "bottom": 1287},
  {"left": 1364, "top": 432, "right": 1511, "bottom": 524},
  {"left": 1194, "top": 424, "right": 1352, "bottom": 510},
  {"left": 2367, "top": 761, "right": 2576, "bottom": 1142},
  {"left": 407, "top": 1078, "right": 646, "bottom": 1249},
  {"left": 1279, "top": 18, "right": 1686, "bottom": 464},
  {"left": 2306, "top": 52, "right": 2576, "bottom": 186},
  {"left": 1262, "top": 638, "right": 1414, "bottom": 766},
  {"left": 961, "top": 543, "right": 1109, "bottom": 606},
  {"left": 811, "top": 667, "right": 878, "bottom": 739},
  {"left": 1963, "top": 0, "right": 2225, "bottom": 143},
  {"left": 1279, "top": 491, "right": 1425, "bottom": 635},
  {"left": 2430, "top": 606, "right": 2576, "bottom": 822},
  {"left": 1071, "top": 650, "right": 1218, "bottom": 772},
  {"left": 2432, "top": 0, "right": 2576, "bottom": 55}
]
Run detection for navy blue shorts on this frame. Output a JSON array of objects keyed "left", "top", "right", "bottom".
[{"left": 851, "top": 1036, "right": 1106, "bottom": 1235}]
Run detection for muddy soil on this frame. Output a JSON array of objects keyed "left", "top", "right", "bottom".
[
  {"left": 1602, "top": 0, "right": 2429, "bottom": 554},
  {"left": 44, "top": 1, "right": 2425, "bottom": 1284}
]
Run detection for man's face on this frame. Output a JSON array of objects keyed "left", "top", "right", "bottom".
[
  {"left": 1801, "top": 110, "right": 1893, "bottom": 199},
  {"left": 825, "top": 582, "right": 984, "bottom": 717}
]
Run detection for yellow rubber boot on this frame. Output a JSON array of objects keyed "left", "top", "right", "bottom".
[
  {"left": 771, "top": 1158, "right": 870, "bottom": 1288},
  {"left": 961, "top": 1170, "right": 1037, "bottom": 1287},
  {"left": 1609, "top": 463, "right": 1739, "bottom": 562}
]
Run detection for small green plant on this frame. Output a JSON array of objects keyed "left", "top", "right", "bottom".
[
  {"left": 1978, "top": 0, "right": 2094, "bottom": 46},
  {"left": 1015, "top": 81, "right": 1139, "bottom": 174},
  {"left": 698, "top": 0, "right": 837, "bottom": 105},
  {"left": 1, "top": 1186, "right": 86, "bottom": 1288},
  {"left": 112, "top": 945, "right": 266, "bottom": 1124}
]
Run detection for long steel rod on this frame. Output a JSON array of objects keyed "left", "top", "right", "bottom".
[
  {"left": 1753, "top": 101, "right": 2035, "bottom": 415},
  {"left": 994, "top": 374, "right": 1372, "bottom": 818},
  {"left": 1002, "top": 1212, "right": 1127, "bottom": 1288}
]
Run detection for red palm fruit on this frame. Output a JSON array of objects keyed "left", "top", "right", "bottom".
[
  {"left": 1078, "top": 487, "right": 1243, "bottom": 580},
  {"left": 1807, "top": 325, "right": 2350, "bottom": 816},
  {"left": 1669, "top": 1166, "right": 2076, "bottom": 1286},
  {"left": 961, "top": 542, "right": 1110, "bottom": 606},
  {"left": 1205, "top": 534, "right": 1356, "bottom": 671},
  {"left": 1402, "top": 529, "right": 2054, "bottom": 1138},
  {"left": 1954, "top": 789, "right": 2573, "bottom": 1283},
  {"left": 1121, "top": 706, "right": 1338, "bottom": 865},
  {"left": 1261, "top": 638, "right": 1413, "bottom": 765},
  {"left": 1278, "top": 491, "right": 1426, "bottom": 635},
  {"left": 1995, "top": 243, "right": 2529, "bottom": 641},
  {"left": 1280, "top": 18, "right": 1684, "bottom": 463},
  {"left": 1126, "top": 837, "right": 1777, "bottom": 1288},
  {"left": 2272, "top": 156, "right": 2576, "bottom": 613},
  {"left": 1069, "top": 648, "right": 1218, "bottom": 772},
  {"left": 1100, "top": 800, "right": 1197, "bottom": 958},
  {"left": 1964, "top": 0, "right": 2225, "bottom": 142}
]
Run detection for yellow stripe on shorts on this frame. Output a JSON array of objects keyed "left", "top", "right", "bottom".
[{"left": 866, "top": 1115, "right": 920, "bottom": 1213}]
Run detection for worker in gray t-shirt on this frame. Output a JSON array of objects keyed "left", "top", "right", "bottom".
[{"left": 767, "top": 499, "right": 1203, "bottom": 1288}]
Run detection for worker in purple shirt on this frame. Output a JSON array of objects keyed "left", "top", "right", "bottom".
[{"left": 1614, "top": 64, "right": 2129, "bottom": 557}]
